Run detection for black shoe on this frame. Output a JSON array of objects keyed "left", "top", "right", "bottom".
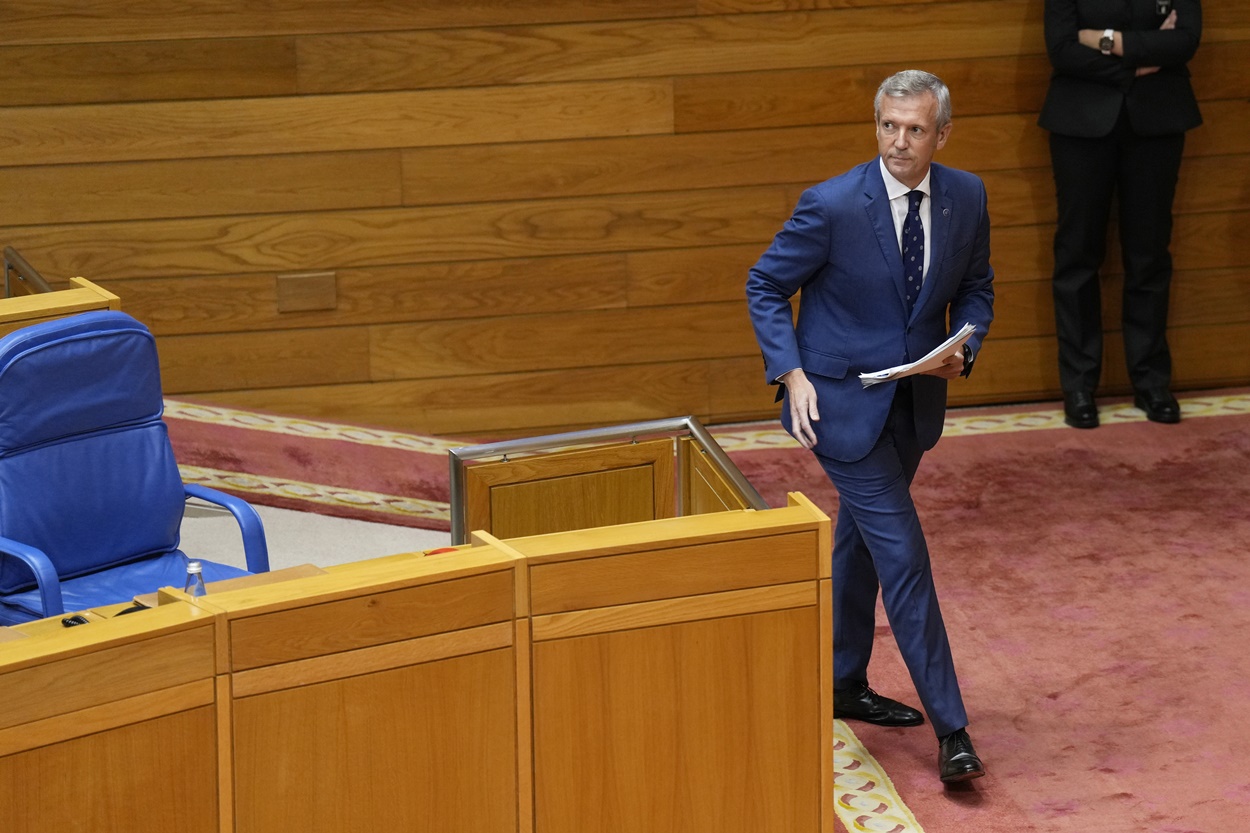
[
  {"left": 1063, "top": 390, "right": 1099, "bottom": 429},
  {"left": 938, "top": 728, "right": 985, "bottom": 783},
  {"left": 1134, "top": 387, "right": 1180, "bottom": 423},
  {"left": 834, "top": 682, "right": 924, "bottom": 727}
]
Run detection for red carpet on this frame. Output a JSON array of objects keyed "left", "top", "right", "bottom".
[
  {"left": 166, "top": 390, "right": 1250, "bottom": 831},
  {"left": 165, "top": 399, "right": 458, "bottom": 530}
]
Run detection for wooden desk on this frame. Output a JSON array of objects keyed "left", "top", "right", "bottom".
[
  {"left": 1, "top": 495, "right": 832, "bottom": 833},
  {"left": 170, "top": 547, "right": 526, "bottom": 833},
  {"left": 0, "top": 276, "right": 119, "bottom": 338},
  {"left": 0, "top": 603, "right": 219, "bottom": 833}
]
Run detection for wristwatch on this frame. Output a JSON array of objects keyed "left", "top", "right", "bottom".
[{"left": 1099, "top": 28, "right": 1115, "bottom": 55}]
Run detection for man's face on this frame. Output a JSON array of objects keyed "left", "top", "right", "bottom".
[{"left": 875, "top": 92, "right": 951, "bottom": 189}]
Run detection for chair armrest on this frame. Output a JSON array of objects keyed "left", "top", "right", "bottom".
[
  {"left": 0, "top": 535, "right": 65, "bottom": 617},
  {"left": 183, "top": 484, "right": 270, "bottom": 573}
]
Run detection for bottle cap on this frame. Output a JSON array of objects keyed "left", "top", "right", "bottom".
[{"left": 187, "top": 560, "right": 203, "bottom": 574}]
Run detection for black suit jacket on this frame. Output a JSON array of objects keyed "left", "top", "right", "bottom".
[{"left": 1038, "top": 0, "right": 1202, "bottom": 138}]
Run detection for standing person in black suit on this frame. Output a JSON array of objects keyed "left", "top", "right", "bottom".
[{"left": 1039, "top": 0, "right": 1202, "bottom": 428}]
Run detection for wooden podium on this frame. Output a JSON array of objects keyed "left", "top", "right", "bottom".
[{"left": 483, "top": 493, "right": 833, "bottom": 833}]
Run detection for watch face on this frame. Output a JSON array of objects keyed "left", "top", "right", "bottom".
[{"left": 1100, "top": 35, "right": 1114, "bottom": 53}]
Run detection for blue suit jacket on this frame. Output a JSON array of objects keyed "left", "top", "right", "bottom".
[{"left": 746, "top": 159, "right": 995, "bottom": 462}]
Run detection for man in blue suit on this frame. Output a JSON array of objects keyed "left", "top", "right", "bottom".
[{"left": 746, "top": 70, "right": 994, "bottom": 783}]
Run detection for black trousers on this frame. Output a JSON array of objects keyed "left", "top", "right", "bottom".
[{"left": 1048, "top": 110, "right": 1186, "bottom": 393}]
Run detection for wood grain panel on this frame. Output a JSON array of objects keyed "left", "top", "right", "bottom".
[
  {"left": 1201, "top": 4, "right": 1250, "bottom": 40},
  {"left": 699, "top": 0, "right": 995, "bottom": 10},
  {"left": 532, "top": 608, "right": 820, "bottom": 833},
  {"left": 0, "top": 80, "right": 673, "bottom": 166},
  {"left": 466, "top": 438, "right": 676, "bottom": 538},
  {"left": 675, "top": 53, "right": 1050, "bottom": 133},
  {"left": 0, "top": 0, "right": 696, "bottom": 45},
  {"left": 229, "top": 570, "right": 514, "bottom": 670},
  {"left": 890, "top": 101, "right": 1250, "bottom": 177},
  {"left": 186, "top": 358, "right": 716, "bottom": 437},
  {"left": 0, "top": 627, "right": 214, "bottom": 730},
  {"left": 0, "top": 680, "right": 213, "bottom": 759},
  {"left": 233, "top": 622, "right": 514, "bottom": 697},
  {"left": 233, "top": 648, "right": 517, "bottom": 833},
  {"left": 990, "top": 209, "right": 1250, "bottom": 286},
  {"left": 950, "top": 321, "right": 1250, "bottom": 407},
  {"left": 532, "top": 582, "right": 816, "bottom": 640},
  {"left": 492, "top": 468, "right": 661, "bottom": 539},
  {"left": 369, "top": 302, "right": 759, "bottom": 380},
  {"left": 110, "top": 255, "right": 628, "bottom": 336},
  {"left": 0, "top": 37, "right": 295, "bottom": 106},
  {"left": 0, "top": 707, "right": 218, "bottom": 833},
  {"left": 995, "top": 269, "right": 1250, "bottom": 342},
  {"left": 0, "top": 151, "right": 401, "bottom": 227},
  {"left": 983, "top": 152, "right": 1250, "bottom": 231},
  {"left": 529, "top": 531, "right": 818, "bottom": 614},
  {"left": 158, "top": 326, "right": 370, "bottom": 393},
  {"left": 628, "top": 243, "right": 763, "bottom": 306},
  {"left": 402, "top": 126, "right": 863, "bottom": 206},
  {"left": 2, "top": 187, "right": 784, "bottom": 280},
  {"left": 1189, "top": 40, "right": 1250, "bottom": 101},
  {"left": 707, "top": 356, "right": 783, "bottom": 422},
  {"left": 299, "top": 4, "right": 1033, "bottom": 94},
  {"left": 682, "top": 436, "right": 754, "bottom": 514}
]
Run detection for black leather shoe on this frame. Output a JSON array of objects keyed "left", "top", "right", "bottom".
[
  {"left": 834, "top": 682, "right": 924, "bottom": 727},
  {"left": 1063, "top": 390, "right": 1099, "bottom": 429},
  {"left": 1134, "top": 387, "right": 1181, "bottom": 424},
  {"left": 938, "top": 728, "right": 985, "bottom": 783}
]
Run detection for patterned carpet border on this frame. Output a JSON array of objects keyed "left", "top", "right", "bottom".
[
  {"left": 179, "top": 464, "right": 452, "bottom": 525},
  {"left": 834, "top": 720, "right": 923, "bottom": 833},
  {"left": 164, "top": 399, "right": 469, "bottom": 454},
  {"left": 710, "top": 390, "right": 1250, "bottom": 452}
]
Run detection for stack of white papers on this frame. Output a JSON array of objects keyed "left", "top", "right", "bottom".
[{"left": 859, "top": 323, "right": 977, "bottom": 387}]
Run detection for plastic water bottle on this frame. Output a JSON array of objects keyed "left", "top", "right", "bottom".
[{"left": 184, "top": 560, "right": 207, "bottom": 597}]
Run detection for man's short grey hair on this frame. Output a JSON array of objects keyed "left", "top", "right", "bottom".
[{"left": 874, "top": 70, "right": 952, "bottom": 129}]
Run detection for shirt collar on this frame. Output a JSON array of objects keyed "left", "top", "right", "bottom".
[{"left": 878, "top": 158, "right": 932, "bottom": 201}]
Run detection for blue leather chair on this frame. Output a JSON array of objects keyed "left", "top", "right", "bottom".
[{"left": 0, "top": 311, "right": 269, "bottom": 624}]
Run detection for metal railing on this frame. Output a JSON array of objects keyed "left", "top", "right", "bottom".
[
  {"left": 448, "top": 415, "right": 768, "bottom": 544},
  {"left": 3, "top": 247, "right": 53, "bottom": 297}
]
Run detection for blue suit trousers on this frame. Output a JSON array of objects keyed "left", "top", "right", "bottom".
[{"left": 817, "top": 382, "right": 968, "bottom": 738}]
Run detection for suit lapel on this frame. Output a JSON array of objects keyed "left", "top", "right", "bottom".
[{"left": 862, "top": 162, "right": 909, "bottom": 311}]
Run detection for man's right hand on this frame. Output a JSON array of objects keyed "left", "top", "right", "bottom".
[{"left": 779, "top": 368, "right": 820, "bottom": 449}]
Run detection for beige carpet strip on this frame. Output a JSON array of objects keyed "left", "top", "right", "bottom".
[{"left": 179, "top": 464, "right": 451, "bottom": 525}]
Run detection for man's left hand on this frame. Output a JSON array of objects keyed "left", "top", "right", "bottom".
[{"left": 925, "top": 347, "right": 966, "bottom": 380}]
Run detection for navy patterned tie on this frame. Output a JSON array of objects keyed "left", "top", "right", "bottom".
[{"left": 902, "top": 189, "right": 924, "bottom": 314}]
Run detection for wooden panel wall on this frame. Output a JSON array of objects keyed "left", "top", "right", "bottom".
[{"left": 1, "top": 1, "right": 1246, "bottom": 437}]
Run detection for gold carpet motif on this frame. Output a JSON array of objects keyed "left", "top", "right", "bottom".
[
  {"left": 179, "top": 464, "right": 451, "bottom": 524},
  {"left": 834, "top": 720, "right": 923, "bottom": 833},
  {"left": 710, "top": 390, "right": 1250, "bottom": 452},
  {"left": 164, "top": 399, "right": 468, "bottom": 453}
]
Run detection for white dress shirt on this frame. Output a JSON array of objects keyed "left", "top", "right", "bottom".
[{"left": 879, "top": 158, "right": 932, "bottom": 281}]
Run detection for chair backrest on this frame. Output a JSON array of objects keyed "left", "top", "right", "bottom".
[{"left": 0, "top": 311, "right": 185, "bottom": 594}]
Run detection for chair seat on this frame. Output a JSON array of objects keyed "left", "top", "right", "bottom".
[{"left": 0, "top": 551, "right": 250, "bottom": 625}]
